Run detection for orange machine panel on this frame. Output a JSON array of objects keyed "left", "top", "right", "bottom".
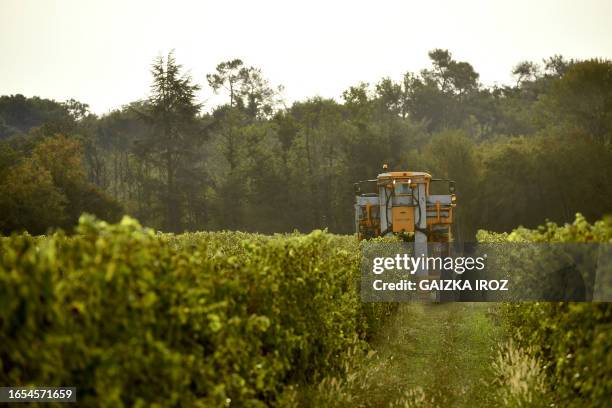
[{"left": 392, "top": 206, "right": 415, "bottom": 232}]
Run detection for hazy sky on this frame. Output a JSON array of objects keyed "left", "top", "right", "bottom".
[{"left": 1, "top": 0, "right": 612, "bottom": 114}]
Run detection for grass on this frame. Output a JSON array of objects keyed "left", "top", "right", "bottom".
[{"left": 300, "top": 303, "right": 507, "bottom": 407}]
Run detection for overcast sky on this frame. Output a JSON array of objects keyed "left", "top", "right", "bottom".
[{"left": 1, "top": 0, "right": 611, "bottom": 114}]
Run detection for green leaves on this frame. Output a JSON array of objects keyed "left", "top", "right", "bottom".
[
  {"left": 480, "top": 215, "right": 612, "bottom": 407},
  {"left": 0, "top": 216, "right": 386, "bottom": 407}
]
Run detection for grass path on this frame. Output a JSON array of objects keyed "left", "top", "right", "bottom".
[{"left": 346, "top": 303, "right": 503, "bottom": 407}]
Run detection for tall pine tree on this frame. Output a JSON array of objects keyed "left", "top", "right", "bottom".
[{"left": 139, "top": 52, "right": 202, "bottom": 232}]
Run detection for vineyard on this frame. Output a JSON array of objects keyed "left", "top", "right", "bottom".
[
  {"left": 478, "top": 215, "right": 612, "bottom": 407},
  {"left": 1, "top": 2, "right": 611, "bottom": 406},
  {"left": 1, "top": 214, "right": 611, "bottom": 407}
]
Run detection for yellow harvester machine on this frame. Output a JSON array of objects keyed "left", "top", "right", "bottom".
[{"left": 354, "top": 165, "right": 457, "bottom": 243}]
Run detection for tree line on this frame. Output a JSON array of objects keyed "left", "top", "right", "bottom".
[{"left": 1, "top": 49, "right": 611, "bottom": 238}]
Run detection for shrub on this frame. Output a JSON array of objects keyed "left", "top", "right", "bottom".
[
  {"left": 0, "top": 215, "right": 389, "bottom": 407},
  {"left": 479, "top": 214, "right": 612, "bottom": 407}
]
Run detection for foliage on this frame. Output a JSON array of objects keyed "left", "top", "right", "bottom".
[
  {"left": 1, "top": 51, "right": 611, "bottom": 237},
  {"left": 479, "top": 214, "right": 612, "bottom": 407},
  {"left": 134, "top": 51, "right": 204, "bottom": 232},
  {"left": 0, "top": 216, "right": 391, "bottom": 407},
  {"left": 207, "top": 59, "right": 281, "bottom": 120},
  {"left": 0, "top": 135, "right": 121, "bottom": 234},
  {"left": 0, "top": 94, "right": 76, "bottom": 139},
  {"left": 535, "top": 59, "right": 612, "bottom": 144},
  {"left": 0, "top": 159, "right": 66, "bottom": 234}
]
